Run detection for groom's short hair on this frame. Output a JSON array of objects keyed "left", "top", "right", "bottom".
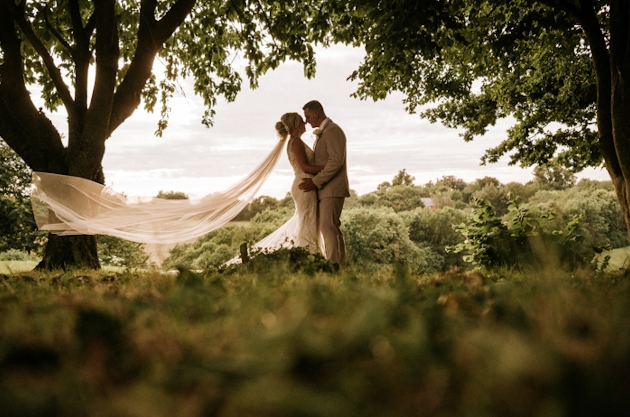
[{"left": 303, "top": 100, "right": 325, "bottom": 116}]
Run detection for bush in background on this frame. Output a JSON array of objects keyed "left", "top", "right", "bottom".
[
  {"left": 448, "top": 195, "right": 586, "bottom": 270},
  {"left": 401, "top": 206, "right": 469, "bottom": 271},
  {"left": 0, "top": 249, "right": 39, "bottom": 262},
  {"left": 97, "top": 235, "right": 148, "bottom": 268},
  {"left": 525, "top": 186, "right": 629, "bottom": 252},
  {"left": 163, "top": 206, "right": 295, "bottom": 270},
  {"left": 342, "top": 206, "right": 443, "bottom": 273}
]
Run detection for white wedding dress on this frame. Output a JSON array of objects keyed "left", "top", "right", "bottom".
[{"left": 250, "top": 137, "right": 321, "bottom": 254}]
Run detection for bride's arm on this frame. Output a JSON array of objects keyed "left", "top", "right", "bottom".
[{"left": 292, "top": 138, "right": 324, "bottom": 174}]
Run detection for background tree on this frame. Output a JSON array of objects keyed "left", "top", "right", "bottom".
[
  {"left": 435, "top": 175, "right": 467, "bottom": 192},
  {"left": 97, "top": 234, "right": 148, "bottom": 267},
  {"left": 232, "top": 195, "right": 290, "bottom": 221},
  {"left": 374, "top": 184, "right": 426, "bottom": 212},
  {"left": 375, "top": 181, "right": 392, "bottom": 193},
  {"left": 525, "top": 186, "right": 629, "bottom": 252},
  {"left": 156, "top": 190, "right": 189, "bottom": 200},
  {"left": 532, "top": 165, "right": 577, "bottom": 191},
  {"left": 327, "top": 0, "right": 630, "bottom": 239},
  {"left": 391, "top": 168, "right": 415, "bottom": 187},
  {"left": 0, "top": 139, "right": 43, "bottom": 253},
  {"left": 0, "top": 0, "right": 326, "bottom": 270}
]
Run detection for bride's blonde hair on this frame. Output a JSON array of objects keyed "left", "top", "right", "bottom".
[{"left": 275, "top": 112, "right": 301, "bottom": 139}]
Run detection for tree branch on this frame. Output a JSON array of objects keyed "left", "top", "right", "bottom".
[
  {"left": 573, "top": 0, "right": 620, "bottom": 178},
  {"left": 83, "top": 0, "right": 119, "bottom": 140},
  {"left": 254, "top": 0, "right": 280, "bottom": 49},
  {"left": 85, "top": 10, "right": 97, "bottom": 37},
  {"left": 68, "top": 0, "right": 85, "bottom": 35},
  {"left": 43, "top": 5, "right": 74, "bottom": 56},
  {"left": 1, "top": 0, "right": 75, "bottom": 112},
  {"left": 0, "top": 0, "right": 24, "bottom": 85},
  {"left": 0, "top": 1, "right": 67, "bottom": 173},
  {"left": 153, "top": 0, "right": 196, "bottom": 45},
  {"left": 108, "top": 0, "right": 196, "bottom": 135},
  {"left": 67, "top": 0, "right": 92, "bottom": 112}
]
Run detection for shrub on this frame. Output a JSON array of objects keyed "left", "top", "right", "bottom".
[
  {"left": 448, "top": 195, "right": 586, "bottom": 270},
  {"left": 374, "top": 184, "right": 426, "bottom": 212},
  {"left": 0, "top": 249, "right": 39, "bottom": 262},
  {"left": 526, "top": 187, "right": 629, "bottom": 252},
  {"left": 163, "top": 207, "right": 294, "bottom": 270},
  {"left": 342, "top": 206, "right": 442, "bottom": 273},
  {"left": 194, "top": 244, "right": 234, "bottom": 269},
  {"left": 97, "top": 235, "right": 148, "bottom": 267},
  {"left": 226, "top": 246, "right": 333, "bottom": 275},
  {"left": 401, "top": 206, "right": 469, "bottom": 271}
]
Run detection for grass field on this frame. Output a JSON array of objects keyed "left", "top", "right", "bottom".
[
  {"left": 0, "top": 260, "right": 134, "bottom": 275},
  {"left": 1, "top": 261, "right": 629, "bottom": 416},
  {"left": 0, "top": 260, "right": 39, "bottom": 274}
]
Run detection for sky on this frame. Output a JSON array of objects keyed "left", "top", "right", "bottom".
[{"left": 44, "top": 43, "right": 610, "bottom": 199}]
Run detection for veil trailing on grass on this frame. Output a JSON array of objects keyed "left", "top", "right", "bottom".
[{"left": 31, "top": 137, "right": 287, "bottom": 245}]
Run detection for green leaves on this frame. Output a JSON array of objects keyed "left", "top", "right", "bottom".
[
  {"left": 447, "top": 193, "right": 585, "bottom": 270},
  {"left": 3, "top": 0, "right": 328, "bottom": 134},
  {"left": 326, "top": 0, "right": 603, "bottom": 171}
]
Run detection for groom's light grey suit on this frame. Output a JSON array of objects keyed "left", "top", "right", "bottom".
[{"left": 311, "top": 119, "right": 350, "bottom": 265}]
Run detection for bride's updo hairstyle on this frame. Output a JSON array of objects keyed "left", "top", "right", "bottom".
[{"left": 275, "top": 112, "right": 301, "bottom": 139}]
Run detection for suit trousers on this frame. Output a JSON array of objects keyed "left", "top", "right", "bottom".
[{"left": 319, "top": 197, "right": 346, "bottom": 265}]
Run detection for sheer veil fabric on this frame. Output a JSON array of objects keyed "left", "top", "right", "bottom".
[{"left": 31, "top": 137, "right": 288, "bottom": 245}]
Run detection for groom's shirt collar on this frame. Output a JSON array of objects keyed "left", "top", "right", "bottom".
[{"left": 319, "top": 118, "right": 331, "bottom": 130}]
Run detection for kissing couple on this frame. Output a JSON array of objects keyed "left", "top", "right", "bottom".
[{"left": 252, "top": 100, "right": 350, "bottom": 269}]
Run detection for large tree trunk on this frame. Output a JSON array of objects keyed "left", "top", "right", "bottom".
[
  {"left": 608, "top": 1, "right": 630, "bottom": 237},
  {"left": 34, "top": 135, "right": 105, "bottom": 271},
  {"left": 36, "top": 235, "right": 100, "bottom": 270},
  {"left": 0, "top": 70, "right": 103, "bottom": 271},
  {"left": 577, "top": 0, "right": 630, "bottom": 238}
]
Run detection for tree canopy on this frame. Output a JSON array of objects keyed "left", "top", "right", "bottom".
[
  {"left": 328, "top": 0, "right": 602, "bottom": 170},
  {"left": 323, "top": 0, "right": 630, "bottom": 237},
  {"left": 0, "top": 0, "right": 328, "bottom": 269}
]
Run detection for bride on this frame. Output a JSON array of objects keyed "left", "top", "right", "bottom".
[
  {"left": 251, "top": 112, "right": 324, "bottom": 254},
  {"left": 30, "top": 112, "right": 325, "bottom": 258}
]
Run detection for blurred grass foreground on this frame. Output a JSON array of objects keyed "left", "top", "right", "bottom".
[{"left": 1, "top": 260, "right": 630, "bottom": 417}]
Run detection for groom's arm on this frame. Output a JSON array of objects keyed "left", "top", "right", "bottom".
[
  {"left": 312, "top": 126, "right": 346, "bottom": 189},
  {"left": 292, "top": 138, "right": 325, "bottom": 175}
]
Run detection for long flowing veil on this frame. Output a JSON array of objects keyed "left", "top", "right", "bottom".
[{"left": 31, "top": 137, "right": 287, "bottom": 245}]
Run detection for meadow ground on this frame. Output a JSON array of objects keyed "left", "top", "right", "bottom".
[
  {"left": 0, "top": 260, "right": 38, "bottom": 275},
  {"left": 1, "top": 260, "right": 630, "bottom": 417}
]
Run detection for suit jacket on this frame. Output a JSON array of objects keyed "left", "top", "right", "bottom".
[{"left": 312, "top": 120, "right": 350, "bottom": 199}]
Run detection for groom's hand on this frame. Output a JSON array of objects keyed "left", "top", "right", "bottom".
[{"left": 299, "top": 178, "right": 316, "bottom": 192}]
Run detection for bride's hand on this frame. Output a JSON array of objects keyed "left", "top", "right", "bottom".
[{"left": 299, "top": 178, "right": 316, "bottom": 192}]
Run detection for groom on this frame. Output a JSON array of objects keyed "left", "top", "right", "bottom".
[{"left": 299, "top": 100, "right": 350, "bottom": 268}]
